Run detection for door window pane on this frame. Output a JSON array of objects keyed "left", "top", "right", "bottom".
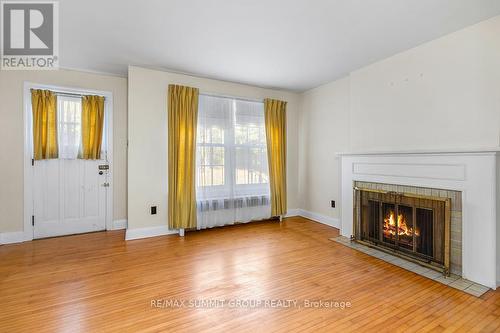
[{"left": 57, "top": 96, "right": 82, "bottom": 159}]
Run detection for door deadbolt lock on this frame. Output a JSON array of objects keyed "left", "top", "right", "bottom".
[{"left": 102, "top": 183, "right": 110, "bottom": 187}]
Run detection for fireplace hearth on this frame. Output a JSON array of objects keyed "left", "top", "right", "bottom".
[{"left": 353, "top": 186, "right": 451, "bottom": 275}]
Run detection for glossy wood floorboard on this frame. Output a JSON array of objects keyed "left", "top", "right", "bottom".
[{"left": 1, "top": 217, "right": 500, "bottom": 332}]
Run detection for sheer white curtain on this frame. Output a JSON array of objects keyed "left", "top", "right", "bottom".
[
  {"left": 196, "top": 94, "right": 271, "bottom": 229},
  {"left": 57, "top": 96, "right": 82, "bottom": 159},
  {"left": 56, "top": 95, "right": 107, "bottom": 160}
]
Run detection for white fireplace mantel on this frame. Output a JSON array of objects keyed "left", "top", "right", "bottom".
[{"left": 339, "top": 151, "right": 499, "bottom": 289}]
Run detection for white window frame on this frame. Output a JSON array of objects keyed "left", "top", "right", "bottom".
[{"left": 23, "top": 82, "right": 114, "bottom": 241}]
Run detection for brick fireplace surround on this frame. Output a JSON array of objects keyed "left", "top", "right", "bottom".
[{"left": 339, "top": 150, "right": 500, "bottom": 289}]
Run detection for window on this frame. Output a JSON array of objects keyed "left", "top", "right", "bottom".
[
  {"left": 55, "top": 94, "right": 107, "bottom": 160},
  {"left": 234, "top": 107, "right": 268, "bottom": 185},
  {"left": 57, "top": 96, "right": 82, "bottom": 159},
  {"left": 196, "top": 94, "right": 269, "bottom": 198}
]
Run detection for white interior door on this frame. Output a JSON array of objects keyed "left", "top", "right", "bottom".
[
  {"left": 32, "top": 95, "right": 108, "bottom": 239},
  {"left": 33, "top": 159, "right": 107, "bottom": 238}
]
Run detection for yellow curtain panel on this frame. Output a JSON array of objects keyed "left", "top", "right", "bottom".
[
  {"left": 168, "top": 84, "right": 199, "bottom": 230},
  {"left": 31, "top": 89, "right": 58, "bottom": 160},
  {"left": 264, "top": 98, "right": 287, "bottom": 217},
  {"left": 81, "top": 95, "right": 105, "bottom": 160}
]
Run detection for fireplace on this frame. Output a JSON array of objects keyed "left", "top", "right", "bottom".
[{"left": 353, "top": 186, "right": 451, "bottom": 275}]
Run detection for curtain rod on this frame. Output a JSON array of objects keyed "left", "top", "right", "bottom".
[
  {"left": 200, "top": 92, "right": 263, "bottom": 104},
  {"left": 56, "top": 92, "right": 106, "bottom": 99},
  {"left": 30, "top": 89, "right": 105, "bottom": 99}
]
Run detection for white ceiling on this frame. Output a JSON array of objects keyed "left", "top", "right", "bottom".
[{"left": 60, "top": 0, "right": 500, "bottom": 91}]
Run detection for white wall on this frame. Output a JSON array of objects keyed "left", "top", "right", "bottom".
[
  {"left": 350, "top": 15, "right": 500, "bottom": 152},
  {"left": 299, "top": 15, "right": 500, "bottom": 220},
  {"left": 299, "top": 78, "right": 350, "bottom": 219},
  {"left": 0, "top": 69, "right": 128, "bottom": 233},
  {"left": 127, "top": 66, "right": 300, "bottom": 232}
]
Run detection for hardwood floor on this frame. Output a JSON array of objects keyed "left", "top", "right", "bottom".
[{"left": 1, "top": 216, "right": 499, "bottom": 332}]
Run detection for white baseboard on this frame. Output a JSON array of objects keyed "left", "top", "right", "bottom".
[
  {"left": 124, "top": 212, "right": 304, "bottom": 241},
  {"left": 1, "top": 219, "right": 129, "bottom": 245},
  {"left": 297, "top": 209, "right": 340, "bottom": 229},
  {"left": 0, "top": 231, "right": 32, "bottom": 245},
  {"left": 285, "top": 209, "right": 300, "bottom": 217},
  {"left": 125, "top": 225, "right": 179, "bottom": 241},
  {"left": 111, "top": 219, "right": 127, "bottom": 230}
]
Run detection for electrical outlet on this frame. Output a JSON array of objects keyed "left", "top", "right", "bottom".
[
  {"left": 151, "top": 206, "right": 157, "bottom": 215},
  {"left": 331, "top": 200, "right": 336, "bottom": 208}
]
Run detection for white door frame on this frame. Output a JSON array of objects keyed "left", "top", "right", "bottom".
[{"left": 23, "top": 82, "right": 114, "bottom": 240}]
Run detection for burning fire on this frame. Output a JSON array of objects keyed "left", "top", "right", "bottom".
[{"left": 384, "top": 210, "right": 419, "bottom": 237}]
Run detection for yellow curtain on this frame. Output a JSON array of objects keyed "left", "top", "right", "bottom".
[
  {"left": 264, "top": 98, "right": 287, "bottom": 217},
  {"left": 32, "top": 89, "right": 58, "bottom": 160},
  {"left": 168, "top": 84, "right": 199, "bottom": 230},
  {"left": 80, "top": 95, "right": 105, "bottom": 160}
]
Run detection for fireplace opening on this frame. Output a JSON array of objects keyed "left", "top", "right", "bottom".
[{"left": 354, "top": 187, "right": 451, "bottom": 275}]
